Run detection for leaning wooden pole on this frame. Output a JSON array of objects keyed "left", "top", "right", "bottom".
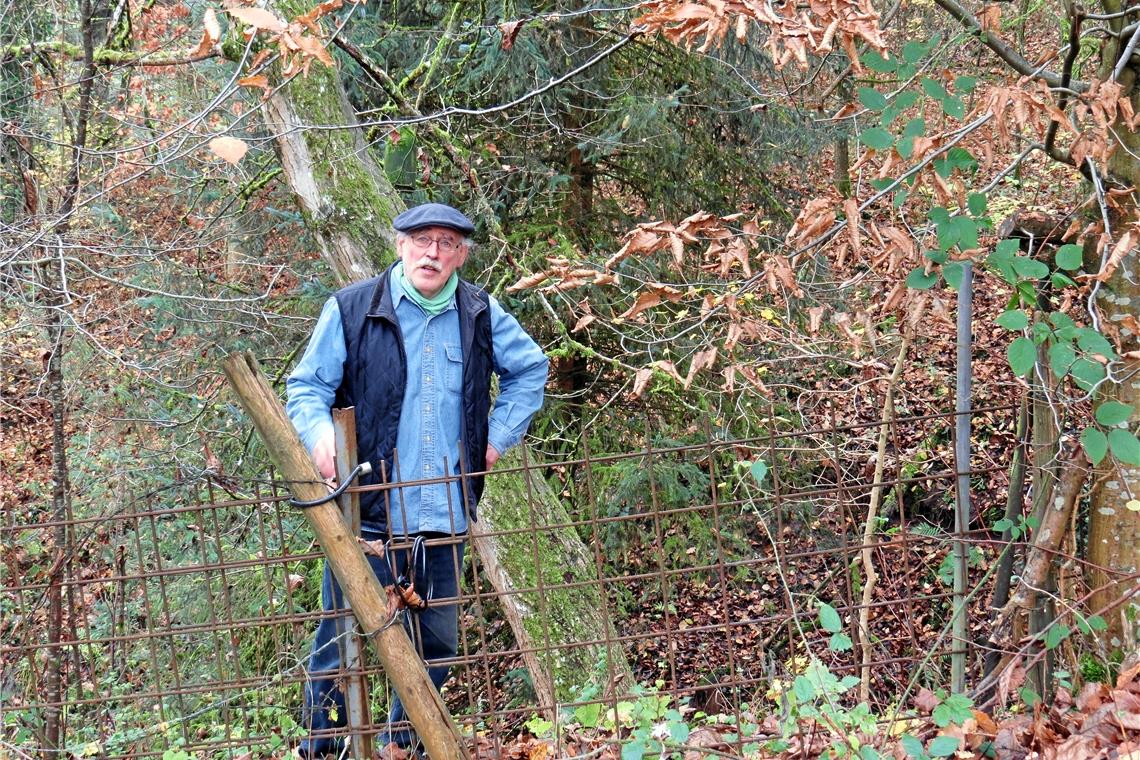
[{"left": 222, "top": 352, "right": 470, "bottom": 760}]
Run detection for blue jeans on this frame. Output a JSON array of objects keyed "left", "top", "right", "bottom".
[{"left": 300, "top": 533, "right": 464, "bottom": 757}]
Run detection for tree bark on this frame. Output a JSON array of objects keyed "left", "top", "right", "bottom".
[{"left": 1086, "top": 0, "right": 1140, "bottom": 644}]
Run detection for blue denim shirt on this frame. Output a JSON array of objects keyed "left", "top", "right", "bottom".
[{"left": 286, "top": 272, "right": 548, "bottom": 534}]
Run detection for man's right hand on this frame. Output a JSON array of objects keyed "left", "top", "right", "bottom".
[{"left": 312, "top": 433, "right": 336, "bottom": 481}]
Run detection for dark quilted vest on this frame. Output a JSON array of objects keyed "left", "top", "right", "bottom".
[{"left": 333, "top": 263, "right": 493, "bottom": 530}]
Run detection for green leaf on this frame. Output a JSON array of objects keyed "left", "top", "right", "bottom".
[
  {"left": 897, "top": 136, "right": 915, "bottom": 159},
  {"left": 903, "top": 40, "right": 928, "bottom": 63},
  {"left": 900, "top": 734, "right": 926, "bottom": 759},
  {"left": 859, "top": 87, "right": 888, "bottom": 111},
  {"left": 1081, "top": 427, "right": 1109, "bottom": 465},
  {"left": 669, "top": 722, "right": 689, "bottom": 743},
  {"left": 894, "top": 189, "right": 910, "bottom": 208},
  {"left": 942, "top": 96, "right": 966, "bottom": 119},
  {"left": 574, "top": 702, "right": 601, "bottom": 728},
  {"left": 1056, "top": 243, "right": 1083, "bottom": 270},
  {"left": 932, "top": 693, "right": 974, "bottom": 727},
  {"left": 1048, "top": 342, "right": 1077, "bottom": 377},
  {"left": 903, "top": 118, "right": 927, "bottom": 139},
  {"left": 907, "top": 267, "right": 939, "bottom": 290},
  {"left": 860, "top": 747, "right": 882, "bottom": 760},
  {"left": 863, "top": 127, "right": 895, "bottom": 151},
  {"left": 929, "top": 206, "right": 951, "bottom": 224},
  {"left": 1007, "top": 337, "right": 1037, "bottom": 376},
  {"left": 1044, "top": 623, "right": 1070, "bottom": 650},
  {"left": 793, "top": 675, "right": 816, "bottom": 701},
  {"left": 1076, "top": 328, "right": 1117, "bottom": 358},
  {"left": 1020, "top": 687, "right": 1041, "bottom": 707},
  {"left": 1088, "top": 615, "right": 1109, "bottom": 631},
  {"left": 922, "top": 76, "right": 948, "bottom": 101},
  {"left": 863, "top": 51, "right": 896, "bottom": 72},
  {"left": 968, "top": 192, "right": 987, "bottom": 216},
  {"left": 1051, "top": 272, "right": 1078, "bottom": 289},
  {"left": 928, "top": 736, "right": 960, "bottom": 757},
  {"left": 1049, "top": 312, "right": 1077, "bottom": 331},
  {"left": 955, "top": 75, "right": 977, "bottom": 93},
  {"left": 1108, "top": 429, "right": 1140, "bottom": 465},
  {"left": 943, "top": 261, "right": 965, "bottom": 290},
  {"left": 925, "top": 249, "right": 949, "bottom": 264},
  {"left": 870, "top": 178, "right": 895, "bottom": 191},
  {"left": 1069, "top": 358, "right": 1106, "bottom": 391},
  {"left": 750, "top": 459, "right": 769, "bottom": 484},
  {"left": 1011, "top": 255, "right": 1049, "bottom": 279},
  {"left": 995, "top": 310, "right": 1029, "bottom": 330},
  {"left": 829, "top": 632, "right": 853, "bottom": 651},
  {"left": 621, "top": 740, "right": 646, "bottom": 760},
  {"left": 818, "top": 602, "right": 843, "bottom": 632},
  {"left": 1095, "top": 401, "right": 1133, "bottom": 426},
  {"left": 993, "top": 518, "right": 1013, "bottom": 532}
]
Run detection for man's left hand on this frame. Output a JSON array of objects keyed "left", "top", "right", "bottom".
[{"left": 485, "top": 444, "right": 500, "bottom": 469}]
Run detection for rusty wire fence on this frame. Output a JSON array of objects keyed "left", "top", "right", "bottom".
[{"left": 2, "top": 402, "right": 1055, "bottom": 758}]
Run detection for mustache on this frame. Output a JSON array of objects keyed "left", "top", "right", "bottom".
[{"left": 414, "top": 259, "right": 442, "bottom": 272}]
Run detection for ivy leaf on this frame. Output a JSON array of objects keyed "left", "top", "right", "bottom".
[
  {"left": 1007, "top": 337, "right": 1037, "bottom": 376},
  {"left": 1108, "top": 429, "right": 1140, "bottom": 465},
  {"left": 1081, "top": 427, "right": 1109, "bottom": 465},
  {"left": 1095, "top": 401, "right": 1133, "bottom": 426},
  {"left": 859, "top": 87, "right": 888, "bottom": 111},
  {"left": 1056, "top": 243, "right": 1083, "bottom": 271},
  {"left": 863, "top": 127, "right": 895, "bottom": 151},
  {"left": 995, "top": 310, "right": 1029, "bottom": 330},
  {"left": 818, "top": 602, "right": 843, "bottom": 633},
  {"left": 906, "top": 267, "right": 939, "bottom": 290}
]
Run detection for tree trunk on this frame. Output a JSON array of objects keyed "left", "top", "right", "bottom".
[
  {"left": 257, "top": 7, "right": 633, "bottom": 701},
  {"left": 1086, "top": 0, "right": 1140, "bottom": 645}
]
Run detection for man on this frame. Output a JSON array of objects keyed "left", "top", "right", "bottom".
[{"left": 286, "top": 202, "right": 548, "bottom": 757}]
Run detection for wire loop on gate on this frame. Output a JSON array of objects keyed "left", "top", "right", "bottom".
[
  {"left": 288, "top": 462, "right": 373, "bottom": 509},
  {"left": 392, "top": 535, "right": 430, "bottom": 612}
]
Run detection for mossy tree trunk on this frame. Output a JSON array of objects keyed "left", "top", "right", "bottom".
[{"left": 258, "top": 1, "right": 633, "bottom": 702}]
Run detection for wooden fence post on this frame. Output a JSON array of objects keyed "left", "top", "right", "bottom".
[
  {"left": 221, "top": 352, "right": 470, "bottom": 760},
  {"left": 332, "top": 408, "right": 372, "bottom": 760}
]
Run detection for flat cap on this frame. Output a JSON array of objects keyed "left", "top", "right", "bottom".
[{"left": 392, "top": 203, "right": 475, "bottom": 235}]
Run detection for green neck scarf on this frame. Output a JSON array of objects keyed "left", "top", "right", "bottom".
[{"left": 394, "top": 261, "right": 458, "bottom": 315}]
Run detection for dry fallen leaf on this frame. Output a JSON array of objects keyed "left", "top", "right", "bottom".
[{"left": 208, "top": 135, "right": 249, "bottom": 165}]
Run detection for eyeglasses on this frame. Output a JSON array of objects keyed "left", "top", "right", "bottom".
[{"left": 409, "top": 233, "right": 463, "bottom": 253}]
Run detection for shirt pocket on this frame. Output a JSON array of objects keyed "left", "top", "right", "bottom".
[{"left": 443, "top": 343, "right": 464, "bottom": 393}]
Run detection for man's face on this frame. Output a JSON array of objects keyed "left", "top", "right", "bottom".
[{"left": 397, "top": 225, "right": 469, "bottom": 298}]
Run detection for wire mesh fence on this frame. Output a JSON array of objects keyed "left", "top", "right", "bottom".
[{"left": 2, "top": 402, "right": 1056, "bottom": 758}]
